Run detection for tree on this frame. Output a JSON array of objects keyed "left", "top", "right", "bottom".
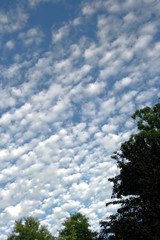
[
  {"left": 58, "top": 212, "right": 98, "bottom": 240},
  {"left": 7, "top": 216, "right": 54, "bottom": 240},
  {"left": 100, "top": 102, "right": 160, "bottom": 240}
]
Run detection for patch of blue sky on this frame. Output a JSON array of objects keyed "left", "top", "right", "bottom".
[{"left": 29, "top": 1, "right": 80, "bottom": 27}]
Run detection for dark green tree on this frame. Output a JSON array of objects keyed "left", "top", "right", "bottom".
[
  {"left": 7, "top": 216, "right": 54, "bottom": 240},
  {"left": 58, "top": 212, "right": 98, "bottom": 240},
  {"left": 100, "top": 102, "right": 160, "bottom": 240}
]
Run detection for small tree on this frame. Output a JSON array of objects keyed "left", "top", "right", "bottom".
[
  {"left": 58, "top": 212, "right": 98, "bottom": 240},
  {"left": 7, "top": 216, "right": 54, "bottom": 240},
  {"left": 100, "top": 101, "right": 160, "bottom": 240}
]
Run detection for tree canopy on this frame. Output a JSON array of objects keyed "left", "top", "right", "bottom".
[
  {"left": 58, "top": 212, "right": 98, "bottom": 240},
  {"left": 100, "top": 102, "right": 160, "bottom": 240},
  {"left": 7, "top": 216, "right": 54, "bottom": 240}
]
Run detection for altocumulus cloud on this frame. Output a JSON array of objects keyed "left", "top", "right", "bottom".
[{"left": 0, "top": 0, "right": 160, "bottom": 238}]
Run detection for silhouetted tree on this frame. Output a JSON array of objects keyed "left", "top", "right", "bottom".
[{"left": 100, "top": 101, "right": 160, "bottom": 240}]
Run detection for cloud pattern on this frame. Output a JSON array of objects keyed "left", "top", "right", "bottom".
[{"left": 0, "top": 0, "right": 160, "bottom": 238}]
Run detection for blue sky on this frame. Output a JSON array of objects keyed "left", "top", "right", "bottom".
[{"left": 0, "top": 0, "right": 160, "bottom": 238}]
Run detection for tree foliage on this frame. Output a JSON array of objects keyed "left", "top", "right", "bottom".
[
  {"left": 58, "top": 212, "right": 98, "bottom": 240},
  {"left": 100, "top": 102, "right": 160, "bottom": 240},
  {"left": 7, "top": 216, "right": 54, "bottom": 240}
]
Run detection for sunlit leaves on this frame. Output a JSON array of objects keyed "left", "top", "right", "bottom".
[{"left": 7, "top": 216, "right": 53, "bottom": 240}]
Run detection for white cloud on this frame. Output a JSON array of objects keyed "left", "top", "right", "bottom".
[
  {"left": 2, "top": 64, "right": 21, "bottom": 80},
  {"left": 102, "top": 124, "right": 117, "bottom": 133},
  {"left": 29, "top": 0, "right": 60, "bottom": 8},
  {"left": 0, "top": 112, "right": 13, "bottom": 126},
  {"left": 84, "top": 43, "right": 99, "bottom": 59},
  {"left": 123, "top": 0, "right": 137, "bottom": 9},
  {"left": 134, "top": 34, "right": 152, "bottom": 50},
  {"left": 0, "top": 87, "right": 16, "bottom": 109},
  {"left": 19, "top": 27, "right": 44, "bottom": 46},
  {"left": 5, "top": 204, "right": 22, "bottom": 218},
  {"left": 82, "top": 4, "right": 96, "bottom": 16},
  {"left": 147, "top": 41, "right": 160, "bottom": 57},
  {"left": 85, "top": 81, "right": 106, "bottom": 96},
  {"left": 114, "top": 77, "right": 132, "bottom": 90},
  {"left": 52, "top": 25, "right": 69, "bottom": 44},
  {"left": 99, "top": 51, "right": 115, "bottom": 66},
  {"left": 70, "top": 182, "right": 90, "bottom": 201},
  {"left": 100, "top": 97, "right": 116, "bottom": 116},
  {"left": 5, "top": 40, "right": 15, "bottom": 50},
  {"left": 123, "top": 12, "right": 137, "bottom": 23},
  {"left": 108, "top": 2, "right": 121, "bottom": 13},
  {"left": 136, "top": 88, "right": 159, "bottom": 103},
  {"left": 72, "top": 17, "right": 82, "bottom": 26},
  {"left": 140, "top": 22, "right": 157, "bottom": 35},
  {"left": 0, "top": 8, "right": 28, "bottom": 34}
]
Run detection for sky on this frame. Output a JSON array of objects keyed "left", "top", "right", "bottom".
[{"left": 0, "top": 0, "right": 160, "bottom": 238}]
